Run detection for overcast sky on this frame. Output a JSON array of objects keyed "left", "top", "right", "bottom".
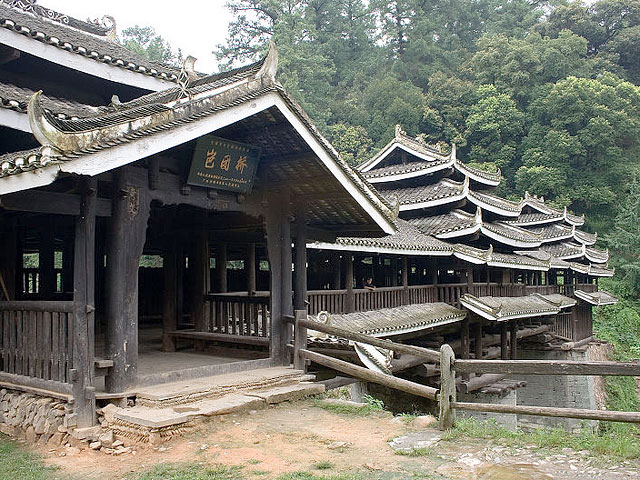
[{"left": 43, "top": 0, "right": 233, "bottom": 73}]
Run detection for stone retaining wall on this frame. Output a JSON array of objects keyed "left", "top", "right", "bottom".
[{"left": 0, "top": 388, "right": 72, "bottom": 447}]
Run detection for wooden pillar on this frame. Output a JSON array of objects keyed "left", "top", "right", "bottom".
[
  {"left": 40, "top": 220, "right": 56, "bottom": 298},
  {"left": 0, "top": 217, "right": 17, "bottom": 300},
  {"left": 294, "top": 209, "right": 307, "bottom": 311},
  {"left": 401, "top": 257, "right": 409, "bottom": 304},
  {"left": 265, "top": 192, "right": 292, "bottom": 366},
  {"left": 191, "top": 230, "right": 208, "bottom": 333},
  {"left": 247, "top": 243, "right": 257, "bottom": 294},
  {"left": 500, "top": 322, "right": 509, "bottom": 360},
  {"left": 391, "top": 258, "right": 398, "bottom": 287},
  {"left": 215, "top": 242, "right": 228, "bottom": 293},
  {"left": 104, "top": 170, "right": 151, "bottom": 393},
  {"left": 345, "top": 254, "right": 355, "bottom": 313},
  {"left": 473, "top": 322, "right": 483, "bottom": 359},
  {"left": 330, "top": 252, "right": 341, "bottom": 289},
  {"left": 162, "top": 236, "right": 178, "bottom": 352},
  {"left": 72, "top": 178, "right": 97, "bottom": 427},
  {"left": 461, "top": 318, "right": 470, "bottom": 381},
  {"left": 510, "top": 320, "right": 518, "bottom": 360},
  {"left": 466, "top": 267, "right": 473, "bottom": 294}
]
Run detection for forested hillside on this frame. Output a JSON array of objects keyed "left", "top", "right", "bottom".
[{"left": 214, "top": 0, "right": 640, "bottom": 299}]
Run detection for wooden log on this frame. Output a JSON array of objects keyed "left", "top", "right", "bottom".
[
  {"left": 439, "top": 344, "right": 456, "bottom": 430},
  {"left": 454, "top": 359, "right": 640, "bottom": 376},
  {"left": 299, "top": 349, "right": 437, "bottom": 400},
  {"left": 561, "top": 336, "right": 594, "bottom": 351},
  {"left": 168, "top": 330, "right": 269, "bottom": 346},
  {"left": 458, "top": 374, "right": 507, "bottom": 394},
  {"left": 452, "top": 401, "right": 640, "bottom": 424},
  {"left": 319, "top": 375, "right": 358, "bottom": 390},
  {"left": 72, "top": 177, "right": 97, "bottom": 427},
  {"left": 295, "top": 317, "right": 440, "bottom": 363}
]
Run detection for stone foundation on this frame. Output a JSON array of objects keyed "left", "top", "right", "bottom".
[
  {"left": 458, "top": 390, "right": 518, "bottom": 431},
  {"left": 0, "top": 388, "right": 72, "bottom": 447},
  {"left": 515, "top": 346, "right": 597, "bottom": 431}
]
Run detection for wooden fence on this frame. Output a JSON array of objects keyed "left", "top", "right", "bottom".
[
  {"left": 287, "top": 314, "right": 640, "bottom": 430},
  {"left": 204, "top": 293, "right": 269, "bottom": 337},
  {"left": 0, "top": 301, "right": 75, "bottom": 396}
]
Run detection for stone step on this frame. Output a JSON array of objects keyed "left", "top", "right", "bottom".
[
  {"left": 101, "top": 380, "right": 324, "bottom": 444},
  {"left": 133, "top": 366, "right": 315, "bottom": 408}
]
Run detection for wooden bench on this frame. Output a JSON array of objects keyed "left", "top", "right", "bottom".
[{"left": 168, "top": 330, "right": 270, "bottom": 347}]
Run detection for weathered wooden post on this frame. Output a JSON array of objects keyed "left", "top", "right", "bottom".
[
  {"left": 72, "top": 177, "right": 97, "bottom": 427},
  {"left": 474, "top": 322, "right": 483, "bottom": 360},
  {"left": 191, "top": 229, "right": 208, "bottom": 336},
  {"left": 247, "top": 243, "right": 256, "bottom": 294},
  {"left": 439, "top": 344, "right": 456, "bottom": 430},
  {"left": 510, "top": 320, "right": 518, "bottom": 360},
  {"left": 294, "top": 208, "right": 307, "bottom": 311},
  {"left": 293, "top": 309, "right": 307, "bottom": 371},
  {"left": 401, "top": 257, "right": 409, "bottom": 305},
  {"left": 461, "top": 318, "right": 470, "bottom": 381},
  {"left": 345, "top": 254, "right": 355, "bottom": 313},
  {"left": 104, "top": 169, "right": 151, "bottom": 393},
  {"left": 162, "top": 236, "right": 178, "bottom": 352},
  {"left": 330, "top": 252, "right": 341, "bottom": 290},
  {"left": 215, "top": 242, "right": 228, "bottom": 293}
]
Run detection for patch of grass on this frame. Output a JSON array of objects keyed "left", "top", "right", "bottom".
[
  {"left": 0, "top": 435, "right": 61, "bottom": 480},
  {"left": 312, "top": 461, "right": 334, "bottom": 470},
  {"left": 312, "top": 398, "right": 384, "bottom": 416},
  {"left": 247, "top": 459, "right": 261, "bottom": 465},
  {"left": 394, "top": 447, "right": 435, "bottom": 457},
  {"left": 442, "top": 417, "right": 640, "bottom": 461},
  {"left": 132, "top": 462, "right": 244, "bottom": 480}
]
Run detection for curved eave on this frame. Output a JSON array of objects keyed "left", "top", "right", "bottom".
[
  {"left": 574, "top": 232, "right": 597, "bottom": 245},
  {"left": 574, "top": 290, "right": 618, "bottom": 306},
  {"left": 0, "top": 24, "right": 176, "bottom": 92},
  {"left": 306, "top": 241, "right": 453, "bottom": 257},
  {"left": 454, "top": 160, "right": 501, "bottom": 186},
  {"left": 506, "top": 215, "right": 563, "bottom": 227},
  {"left": 584, "top": 249, "right": 609, "bottom": 264},
  {"left": 487, "top": 257, "right": 549, "bottom": 272},
  {"left": 467, "top": 191, "right": 521, "bottom": 217},
  {"left": 359, "top": 140, "right": 447, "bottom": 173},
  {"left": 539, "top": 232, "right": 573, "bottom": 244},
  {"left": 398, "top": 191, "right": 466, "bottom": 212},
  {"left": 365, "top": 158, "right": 454, "bottom": 184},
  {"left": 435, "top": 223, "right": 481, "bottom": 239},
  {"left": 481, "top": 224, "right": 542, "bottom": 249},
  {"left": 460, "top": 295, "right": 559, "bottom": 322}
]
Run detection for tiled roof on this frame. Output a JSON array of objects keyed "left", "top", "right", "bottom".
[
  {"left": 487, "top": 251, "right": 549, "bottom": 270},
  {"left": 588, "top": 265, "right": 615, "bottom": 277},
  {"left": 407, "top": 209, "right": 479, "bottom": 238},
  {"left": 0, "top": 80, "right": 101, "bottom": 118},
  {"left": 535, "top": 293, "right": 576, "bottom": 309},
  {"left": 314, "top": 219, "right": 454, "bottom": 254},
  {"left": 467, "top": 189, "right": 522, "bottom": 217},
  {"left": 453, "top": 158, "right": 501, "bottom": 186},
  {"left": 481, "top": 221, "right": 543, "bottom": 247},
  {"left": 573, "top": 229, "right": 597, "bottom": 245},
  {"left": 528, "top": 224, "right": 573, "bottom": 243},
  {"left": 0, "top": 2, "right": 180, "bottom": 82},
  {"left": 574, "top": 290, "right": 618, "bottom": 306},
  {"left": 585, "top": 246, "right": 609, "bottom": 264},
  {"left": 309, "top": 303, "right": 466, "bottom": 337},
  {"left": 540, "top": 242, "right": 584, "bottom": 260},
  {"left": 461, "top": 294, "right": 561, "bottom": 321},
  {"left": 361, "top": 158, "right": 453, "bottom": 181},
  {"left": 504, "top": 212, "right": 563, "bottom": 227},
  {"left": 380, "top": 178, "right": 466, "bottom": 210}
]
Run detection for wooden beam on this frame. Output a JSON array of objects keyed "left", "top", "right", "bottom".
[
  {"left": 455, "top": 359, "right": 640, "bottom": 376},
  {"left": 1, "top": 190, "right": 112, "bottom": 216}
]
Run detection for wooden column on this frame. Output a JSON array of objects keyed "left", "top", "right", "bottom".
[
  {"left": 330, "top": 252, "right": 341, "bottom": 289},
  {"left": 466, "top": 267, "right": 473, "bottom": 295},
  {"left": 391, "top": 258, "right": 398, "bottom": 287},
  {"left": 72, "top": 178, "right": 97, "bottom": 427},
  {"left": 294, "top": 210, "right": 307, "bottom": 311},
  {"left": 247, "top": 243, "right": 256, "bottom": 294},
  {"left": 461, "top": 318, "right": 470, "bottom": 381},
  {"left": 216, "top": 242, "right": 228, "bottom": 293},
  {"left": 0, "top": 217, "right": 17, "bottom": 300},
  {"left": 510, "top": 320, "right": 518, "bottom": 360},
  {"left": 500, "top": 322, "right": 509, "bottom": 360},
  {"left": 474, "top": 322, "right": 483, "bottom": 359},
  {"left": 40, "top": 220, "right": 56, "bottom": 298},
  {"left": 345, "top": 254, "right": 355, "bottom": 313},
  {"left": 265, "top": 192, "right": 292, "bottom": 365},
  {"left": 401, "top": 257, "right": 409, "bottom": 304},
  {"left": 104, "top": 170, "right": 151, "bottom": 393},
  {"left": 162, "top": 236, "right": 178, "bottom": 352},
  {"left": 191, "top": 230, "right": 208, "bottom": 333}
]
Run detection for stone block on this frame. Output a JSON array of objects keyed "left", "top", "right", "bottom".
[{"left": 48, "top": 432, "right": 65, "bottom": 447}]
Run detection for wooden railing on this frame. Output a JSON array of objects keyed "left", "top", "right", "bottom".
[
  {"left": 204, "top": 293, "right": 270, "bottom": 337},
  {"left": 0, "top": 301, "right": 75, "bottom": 395},
  {"left": 354, "top": 286, "right": 405, "bottom": 312},
  {"left": 308, "top": 289, "right": 347, "bottom": 315}
]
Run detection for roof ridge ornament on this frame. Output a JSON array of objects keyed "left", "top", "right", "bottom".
[
  {"left": 99, "top": 15, "right": 117, "bottom": 42},
  {"left": 450, "top": 142, "right": 457, "bottom": 160},
  {"left": 487, "top": 244, "right": 493, "bottom": 262},
  {"left": 177, "top": 55, "right": 198, "bottom": 100},
  {"left": 394, "top": 124, "right": 406, "bottom": 140},
  {"left": 390, "top": 193, "right": 400, "bottom": 220},
  {"left": 256, "top": 41, "right": 279, "bottom": 82},
  {"left": 475, "top": 206, "right": 482, "bottom": 224}
]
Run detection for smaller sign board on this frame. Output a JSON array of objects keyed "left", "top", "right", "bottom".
[{"left": 187, "top": 135, "right": 261, "bottom": 193}]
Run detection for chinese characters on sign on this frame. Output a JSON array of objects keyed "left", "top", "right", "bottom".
[{"left": 187, "top": 136, "right": 261, "bottom": 193}]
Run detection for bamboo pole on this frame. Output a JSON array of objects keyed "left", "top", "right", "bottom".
[{"left": 454, "top": 359, "right": 640, "bottom": 376}]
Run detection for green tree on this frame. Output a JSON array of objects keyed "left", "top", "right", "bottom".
[
  {"left": 328, "top": 123, "right": 374, "bottom": 166},
  {"left": 120, "top": 26, "right": 182, "bottom": 66}
]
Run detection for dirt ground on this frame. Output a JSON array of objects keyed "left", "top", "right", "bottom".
[{"left": 35, "top": 400, "right": 640, "bottom": 480}]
